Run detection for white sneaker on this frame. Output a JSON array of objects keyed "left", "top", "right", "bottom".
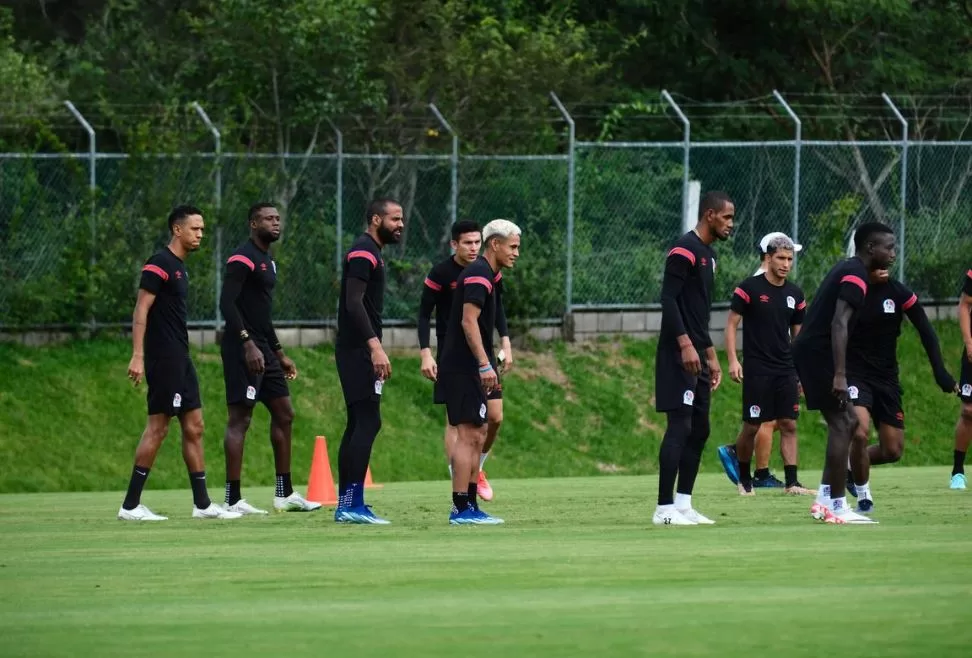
[
  {"left": 117, "top": 504, "right": 167, "bottom": 521},
  {"left": 677, "top": 507, "right": 716, "bottom": 525},
  {"left": 834, "top": 508, "right": 878, "bottom": 524},
  {"left": 225, "top": 499, "right": 268, "bottom": 515},
  {"left": 192, "top": 503, "right": 243, "bottom": 519},
  {"left": 273, "top": 492, "right": 323, "bottom": 512},
  {"left": 652, "top": 505, "right": 697, "bottom": 526}
]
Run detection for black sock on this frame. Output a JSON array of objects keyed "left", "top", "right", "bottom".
[
  {"left": 276, "top": 473, "right": 293, "bottom": 498},
  {"left": 784, "top": 465, "right": 799, "bottom": 487},
  {"left": 739, "top": 461, "right": 752, "bottom": 486},
  {"left": 225, "top": 480, "right": 241, "bottom": 505},
  {"left": 953, "top": 450, "right": 967, "bottom": 476},
  {"left": 452, "top": 491, "right": 469, "bottom": 513},
  {"left": 467, "top": 482, "right": 479, "bottom": 510},
  {"left": 754, "top": 468, "right": 770, "bottom": 480},
  {"left": 189, "top": 471, "right": 211, "bottom": 509},
  {"left": 122, "top": 466, "right": 150, "bottom": 510}
]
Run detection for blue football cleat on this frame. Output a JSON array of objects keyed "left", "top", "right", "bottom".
[
  {"left": 472, "top": 508, "right": 505, "bottom": 525},
  {"left": 334, "top": 505, "right": 391, "bottom": 525},
  {"left": 753, "top": 472, "right": 785, "bottom": 488},
  {"left": 856, "top": 498, "right": 874, "bottom": 514},
  {"left": 449, "top": 507, "right": 482, "bottom": 525},
  {"left": 717, "top": 445, "right": 740, "bottom": 485}
]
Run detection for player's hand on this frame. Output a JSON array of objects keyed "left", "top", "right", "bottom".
[
  {"left": 371, "top": 344, "right": 391, "bottom": 381},
  {"left": 832, "top": 373, "right": 850, "bottom": 407},
  {"left": 244, "top": 341, "right": 265, "bottom": 375},
  {"left": 680, "top": 344, "right": 701, "bottom": 376},
  {"left": 479, "top": 362, "right": 498, "bottom": 393},
  {"left": 500, "top": 339, "right": 514, "bottom": 374},
  {"left": 279, "top": 354, "right": 298, "bottom": 381},
  {"left": 709, "top": 356, "right": 722, "bottom": 391},
  {"left": 127, "top": 354, "right": 145, "bottom": 386},
  {"left": 728, "top": 360, "right": 743, "bottom": 383},
  {"left": 420, "top": 352, "right": 438, "bottom": 381}
]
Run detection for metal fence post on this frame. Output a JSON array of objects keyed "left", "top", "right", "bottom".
[
  {"left": 882, "top": 93, "right": 909, "bottom": 284},
  {"left": 661, "top": 91, "right": 690, "bottom": 228},
  {"left": 191, "top": 102, "right": 223, "bottom": 329},
  {"left": 429, "top": 104, "right": 458, "bottom": 226},
  {"left": 64, "top": 100, "right": 96, "bottom": 328},
  {"left": 327, "top": 119, "right": 344, "bottom": 277},
  {"left": 550, "top": 92, "right": 575, "bottom": 313},
  {"left": 772, "top": 90, "right": 802, "bottom": 270}
]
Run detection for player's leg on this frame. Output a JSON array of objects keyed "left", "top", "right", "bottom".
[
  {"left": 477, "top": 395, "right": 502, "bottom": 501},
  {"left": 654, "top": 407, "right": 696, "bottom": 525},
  {"left": 777, "top": 375, "right": 812, "bottom": 494},
  {"left": 819, "top": 405, "right": 874, "bottom": 523},
  {"left": 118, "top": 413, "right": 172, "bottom": 521},
  {"left": 674, "top": 379, "right": 714, "bottom": 524},
  {"left": 335, "top": 397, "right": 387, "bottom": 523},
  {"left": 451, "top": 421, "right": 486, "bottom": 523},
  {"left": 222, "top": 404, "right": 257, "bottom": 511},
  {"left": 951, "top": 402, "right": 972, "bottom": 489},
  {"left": 265, "top": 395, "right": 320, "bottom": 512},
  {"left": 754, "top": 421, "right": 775, "bottom": 473},
  {"left": 444, "top": 418, "right": 458, "bottom": 476},
  {"left": 734, "top": 421, "right": 760, "bottom": 495},
  {"left": 178, "top": 407, "right": 240, "bottom": 519}
]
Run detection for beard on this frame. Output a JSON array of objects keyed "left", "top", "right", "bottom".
[
  {"left": 257, "top": 228, "right": 280, "bottom": 243},
  {"left": 377, "top": 223, "right": 400, "bottom": 245}
]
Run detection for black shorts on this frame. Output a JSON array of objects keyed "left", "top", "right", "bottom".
[
  {"left": 742, "top": 373, "right": 800, "bottom": 424},
  {"left": 960, "top": 356, "right": 972, "bottom": 403},
  {"left": 145, "top": 354, "right": 202, "bottom": 417},
  {"left": 848, "top": 378, "right": 905, "bottom": 429},
  {"left": 336, "top": 347, "right": 382, "bottom": 406},
  {"left": 793, "top": 345, "right": 841, "bottom": 412},
  {"left": 654, "top": 346, "right": 711, "bottom": 414},
  {"left": 440, "top": 370, "right": 488, "bottom": 427},
  {"left": 221, "top": 342, "right": 289, "bottom": 407},
  {"left": 434, "top": 349, "right": 503, "bottom": 404}
]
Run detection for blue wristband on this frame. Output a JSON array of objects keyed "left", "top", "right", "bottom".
[{"left": 479, "top": 364, "right": 493, "bottom": 373}]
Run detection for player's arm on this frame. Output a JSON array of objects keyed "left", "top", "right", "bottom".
[
  {"left": 725, "top": 310, "right": 743, "bottom": 383},
  {"left": 790, "top": 295, "right": 807, "bottom": 340},
  {"left": 904, "top": 294, "right": 956, "bottom": 392},
  {"left": 417, "top": 273, "right": 439, "bottom": 381},
  {"left": 128, "top": 288, "right": 157, "bottom": 386},
  {"left": 220, "top": 258, "right": 265, "bottom": 375},
  {"left": 660, "top": 246, "right": 700, "bottom": 375},
  {"left": 960, "top": 270, "right": 972, "bottom": 362},
  {"left": 830, "top": 298, "right": 856, "bottom": 402},
  {"left": 345, "top": 269, "right": 390, "bottom": 380},
  {"left": 495, "top": 278, "right": 513, "bottom": 372},
  {"left": 461, "top": 301, "right": 497, "bottom": 392},
  {"left": 267, "top": 325, "right": 296, "bottom": 381}
]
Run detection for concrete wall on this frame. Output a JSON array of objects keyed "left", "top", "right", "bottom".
[{"left": 2, "top": 303, "right": 962, "bottom": 348}]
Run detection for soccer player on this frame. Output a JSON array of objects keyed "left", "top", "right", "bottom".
[
  {"left": 118, "top": 205, "right": 241, "bottom": 521},
  {"left": 333, "top": 198, "right": 403, "bottom": 524},
  {"left": 438, "top": 219, "right": 521, "bottom": 524},
  {"left": 418, "top": 220, "right": 513, "bottom": 501},
  {"left": 793, "top": 222, "right": 895, "bottom": 524},
  {"left": 844, "top": 267, "right": 957, "bottom": 511},
  {"left": 948, "top": 268, "right": 972, "bottom": 489},
  {"left": 653, "top": 191, "right": 733, "bottom": 526},
  {"left": 218, "top": 203, "right": 321, "bottom": 515},
  {"left": 720, "top": 234, "right": 813, "bottom": 496},
  {"left": 718, "top": 232, "right": 805, "bottom": 489}
]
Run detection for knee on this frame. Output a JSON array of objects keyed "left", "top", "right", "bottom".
[
  {"left": 885, "top": 443, "right": 903, "bottom": 462},
  {"left": 776, "top": 419, "right": 797, "bottom": 436},
  {"left": 228, "top": 411, "right": 253, "bottom": 435},
  {"left": 852, "top": 423, "right": 869, "bottom": 444},
  {"left": 961, "top": 404, "right": 972, "bottom": 424},
  {"left": 144, "top": 422, "right": 170, "bottom": 446},
  {"left": 183, "top": 417, "right": 205, "bottom": 442},
  {"left": 487, "top": 407, "right": 503, "bottom": 428},
  {"left": 273, "top": 404, "right": 295, "bottom": 427},
  {"left": 691, "top": 415, "right": 711, "bottom": 443}
]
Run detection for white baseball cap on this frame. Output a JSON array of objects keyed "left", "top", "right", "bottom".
[{"left": 759, "top": 231, "right": 803, "bottom": 254}]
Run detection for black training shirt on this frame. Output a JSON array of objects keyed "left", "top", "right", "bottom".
[
  {"left": 730, "top": 274, "right": 806, "bottom": 375},
  {"left": 139, "top": 247, "right": 190, "bottom": 359}
]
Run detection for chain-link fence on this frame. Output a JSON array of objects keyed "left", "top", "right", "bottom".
[{"left": 3, "top": 137, "right": 972, "bottom": 329}]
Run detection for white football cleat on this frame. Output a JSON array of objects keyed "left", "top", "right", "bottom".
[
  {"left": 652, "top": 505, "right": 697, "bottom": 526},
  {"left": 117, "top": 504, "right": 167, "bottom": 521},
  {"left": 677, "top": 507, "right": 716, "bottom": 525},
  {"left": 225, "top": 499, "right": 268, "bottom": 515},
  {"left": 810, "top": 501, "right": 829, "bottom": 521},
  {"left": 192, "top": 504, "right": 243, "bottom": 519},
  {"left": 833, "top": 508, "right": 878, "bottom": 524},
  {"left": 274, "top": 492, "right": 323, "bottom": 512}
]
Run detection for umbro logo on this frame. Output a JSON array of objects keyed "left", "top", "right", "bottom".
[
  {"left": 175, "top": 271, "right": 182, "bottom": 279},
  {"left": 759, "top": 294, "right": 770, "bottom": 303},
  {"left": 260, "top": 262, "right": 268, "bottom": 271}
]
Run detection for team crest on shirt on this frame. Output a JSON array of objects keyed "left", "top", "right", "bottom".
[
  {"left": 173, "top": 393, "right": 182, "bottom": 408},
  {"left": 682, "top": 390, "right": 695, "bottom": 406},
  {"left": 883, "top": 299, "right": 895, "bottom": 314},
  {"left": 479, "top": 403, "right": 487, "bottom": 419},
  {"left": 962, "top": 383, "right": 972, "bottom": 397},
  {"left": 246, "top": 386, "right": 256, "bottom": 401},
  {"left": 749, "top": 405, "right": 761, "bottom": 419},
  {"left": 848, "top": 386, "right": 859, "bottom": 400},
  {"left": 786, "top": 296, "right": 796, "bottom": 309},
  {"left": 374, "top": 380, "right": 384, "bottom": 396}
]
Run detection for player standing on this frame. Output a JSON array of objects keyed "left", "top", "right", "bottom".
[
  {"left": 793, "top": 222, "right": 894, "bottom": 524},
  {"left": 948, "top": 268, "right": 972, "bottom": 489},
  {"left": 219, "top": 203, "right": 321, "bottom": 515},
  {"left": 119, "top": 205, "right": 241, "bottom": 521},
  {"left": 418, "top": 220, "right": 513, "bottom": 501},
  {"left": 438, "top": 219, "right": 520, "bottom": 524},
  {"left": 333, "top": 198, "right": 404, "bottom": 524},
  {"left": 653, "top": 191, "right": 733, "bottom": 526},
  {"left": 844, "top": 267, "right": 956, "bottom": 511},
  {"left": 720, "top": 234, "right": 813, "bottom": 496}
]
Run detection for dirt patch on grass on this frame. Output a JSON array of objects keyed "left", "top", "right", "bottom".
[{"left": 511, "top": 350, "right": 575, "bottom": 402}]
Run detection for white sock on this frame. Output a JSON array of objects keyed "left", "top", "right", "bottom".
[
  {"left": 816, "top": 484, "right": 831, "bottom": 505},
  {"left": 857, "top": 481, "right": 871, "bottom": 501},
  {"left": 479, "top": 451, "right": 489, "bottom": 470},
  {"left": 830, "top": 496, "right": 848, "bottom": 513},
  {"left": 656, "top": 503, "right": 676, "bottom": 512},
  {"left": 675, "top": 493, "right": 692, "bottom": 510}
]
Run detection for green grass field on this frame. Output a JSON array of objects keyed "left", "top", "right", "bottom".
[
  {"left": 1, "top": 469, "right": 970, "bottom": 657},
  {"left": 0, "top": 320, "right": 967, "bottom": 493}
]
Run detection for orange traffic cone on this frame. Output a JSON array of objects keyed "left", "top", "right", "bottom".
[
  {"left": 364, "top": 465, "right": 383, "bottom": 489},
  {"left": 306, "top": 436, "right": 337, "bottom": 505}
]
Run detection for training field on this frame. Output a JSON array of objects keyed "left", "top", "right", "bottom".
[{"left": 1, "top": 468, "right": 969, "bottom": 657}]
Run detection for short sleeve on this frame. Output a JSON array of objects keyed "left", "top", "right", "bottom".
[
  {"left": 837, "top": 270, "right": 867, "bottom": 308},
  {"left": 665, "top": 245, "right": 696, "bottom": 277},
  {"left": 898, "top": 283, "right": 918, "bottom": 311},
  {"left": 463, "top": 274, "right": 493, "bottom": 308},
  {"left": 424, "top": 265, "right": 445, "bottom": 293},
  {"left": 791, "top": 290, "right": 807, "bottom": 325},
  {"left": 962, "top": 269, "right": 972, "bottom": 296},
  {"left": 730, "top": 281, "right": 751, "bottom": 315},
  {"left": 226, "top": 253, "right": 256, "bottom": 277},
  {"left": 139, "top": 257, "right": 168, "bottom": 295},
  {"left": 346, "top": 248, "right": 378, "bottom": 282}
]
